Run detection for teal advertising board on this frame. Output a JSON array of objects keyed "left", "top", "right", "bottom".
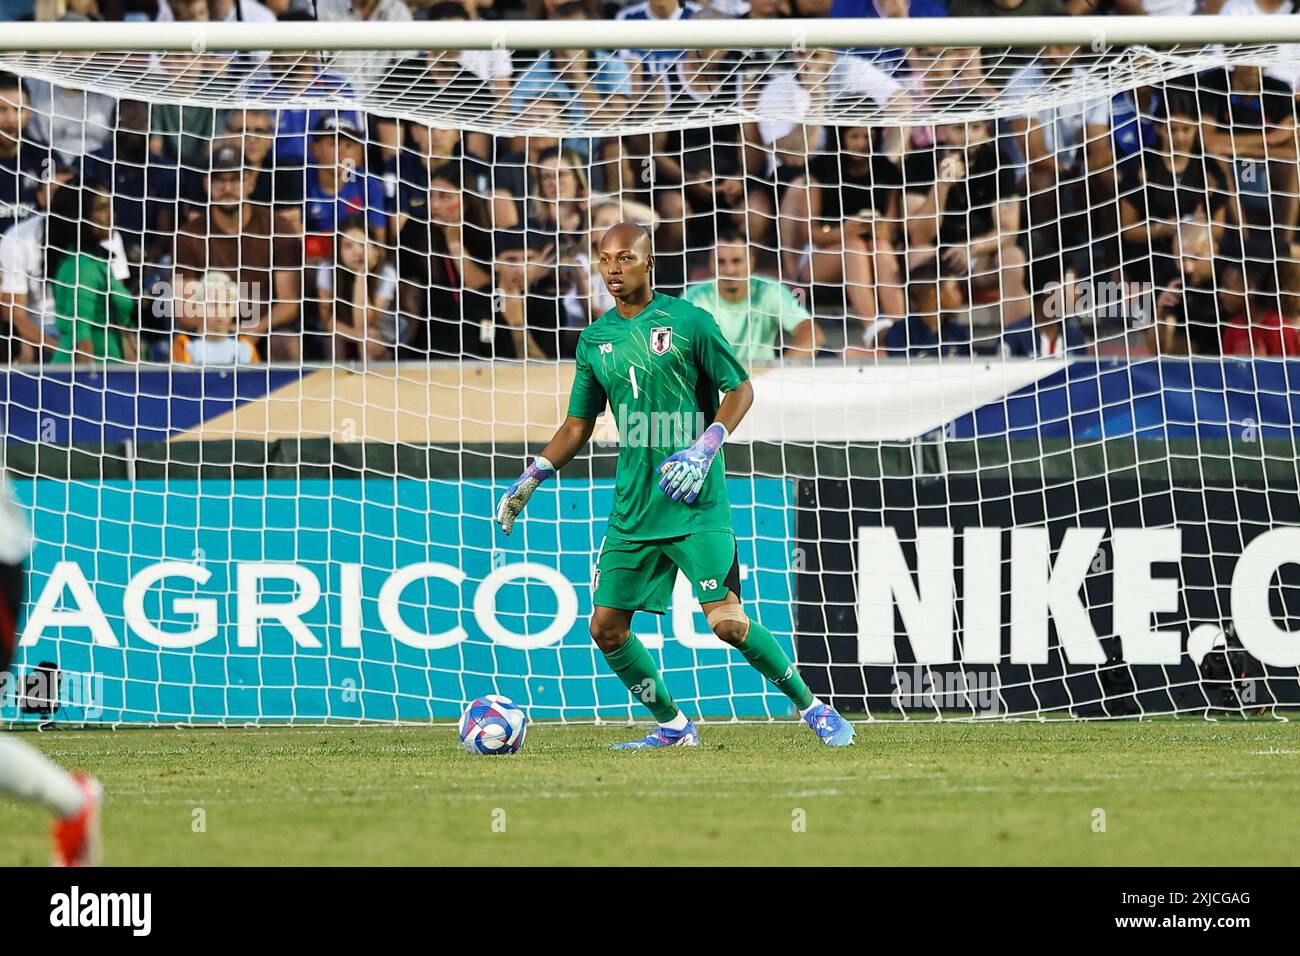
[{"left": 3, "top": 479, "right": 796, "bottom": 723}]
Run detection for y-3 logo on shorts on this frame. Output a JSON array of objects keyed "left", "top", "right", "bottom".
[{"left": 699, "top": 578, "right": 718, "bottom": 591}]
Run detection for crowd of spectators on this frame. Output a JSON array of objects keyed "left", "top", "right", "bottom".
[{"left": 1, "top": 0, "right": 1300, "bottom": 367}]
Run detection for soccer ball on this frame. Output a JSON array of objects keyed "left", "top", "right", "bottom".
[{"left": 459, "top": 695, "right": 527, "bottom": 755}]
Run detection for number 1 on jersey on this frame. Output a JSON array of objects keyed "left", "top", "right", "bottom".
[{"left": 629, "top": 365, "right": 639, "bottom": 398}]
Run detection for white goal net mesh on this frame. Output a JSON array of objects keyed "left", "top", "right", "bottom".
[{"left": 1, "top": 33, "right": 1298, "bottom": 724}]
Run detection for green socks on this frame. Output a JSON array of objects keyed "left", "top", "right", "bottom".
[
  {"left": 738, "top": 620, "right": 815, "bottom": 709},
  {"left": 602, "top": 634, "right": 680, "bottom": 724},
  {"left": 602, "top": 623, "right": 813, "bottom": 720}
]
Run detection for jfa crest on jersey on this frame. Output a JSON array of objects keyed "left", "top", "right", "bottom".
[
  {"left": 567, "top": 292, "right": 750, "bottom": 541},
  {"left": 650, "top": 326, "right": 673, "bottom": 355}
]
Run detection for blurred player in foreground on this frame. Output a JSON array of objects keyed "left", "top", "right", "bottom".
[
  {"left": 496, "top": 223, "right": 854, "bottom": 749},
  {"left": 0, "top": 478, "right": 102, "bottom": 864}
]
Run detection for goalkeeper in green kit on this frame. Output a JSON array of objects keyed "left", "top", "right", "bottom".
[{"left": 495, "top": 223, "right": 854, "bottom": 749}]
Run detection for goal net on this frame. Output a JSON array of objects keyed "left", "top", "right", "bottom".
[{"left": 2, "top": 19, "right": 1299, "bottom": 724}]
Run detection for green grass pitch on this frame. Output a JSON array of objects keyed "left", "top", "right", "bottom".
[{"left": 2, "top": 720, "right": 1298, "bottom": 866}]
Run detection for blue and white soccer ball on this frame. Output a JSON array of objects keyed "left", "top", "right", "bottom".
[{"left": 459, "top": 695, "right": 528, "bottom": 755}]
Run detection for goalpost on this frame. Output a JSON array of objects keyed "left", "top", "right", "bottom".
[{"left": 1, "top": 17, "right": 1299, "bottom": 725}]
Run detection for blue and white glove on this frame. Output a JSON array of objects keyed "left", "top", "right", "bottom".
[
  {"left": 495, "top": 456, "right": 555, "bottom": 534},
  {"left": 657, "top": 423, "right": 727, "bottom": 505}
]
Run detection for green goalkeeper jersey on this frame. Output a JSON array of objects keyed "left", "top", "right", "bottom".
[{"left": 568, "top": 291, "right": 750, "bottom": 542}]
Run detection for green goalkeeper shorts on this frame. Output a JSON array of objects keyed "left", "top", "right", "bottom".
[{"left": 593, "top": 531, "right": 741, "bottom": 614}]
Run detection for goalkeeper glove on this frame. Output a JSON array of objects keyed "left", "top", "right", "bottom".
[
  {"left": 495, "top": 456, "right": 555, "bottom": 534},
  {"left": 657, "top": 422, "right": 727, "bottom": 505}
]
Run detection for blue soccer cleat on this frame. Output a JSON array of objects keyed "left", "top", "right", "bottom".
[
  {"left": 612, "top": 720, "right": 700, "bottom": 750},
  {"left": 803, "top": 703, "right": 855, "bottom": 747}
]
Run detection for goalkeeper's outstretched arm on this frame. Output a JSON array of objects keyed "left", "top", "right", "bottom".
[{"left": 494, "top": 415, "right": 596, "bottom": 534}]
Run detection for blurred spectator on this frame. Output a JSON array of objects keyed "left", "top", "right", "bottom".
[
  {"left": 157, "top": 0, "right": 277, "bottom": 65},
  {"left": 148, "top": 41, "right": 231, "bottom": 172},
  {"left": 494, "top": 228, "right": 569, "bottom": 359},
  {"left": 272, "top": 0, "right": 314, "bottom": 15},
  {"left": 1001, "top": 254, "right": 1086, "bottom": 357},
  {"left": 0, "top": 72, "right": 52, "bottom": 237},
  {"left": 319, "top": 216, "right": 403, "bottom": 362},
  {"left": 421, "top": 0, "right": 495, "bottom": 15},
  {"left": 503, "top": 148, "right": 588, "bottom": 358},
  {"left": 787, "top": 124, "right": 904, "bottom": 326},
  {"left": 396, "top": 121, "right": 497, "bottom": 232},
  {"left": 22, "top": 76, "right": 116, "bottom": 165},
  {"left": 162, "top": 0, "right": 203, "bottom": 15},
  {"left": 1222, "top": 296, "right": 1300, "bottom": 355},
  {"left": 298, "top": 113, "right": 392, "bottom": 266},
  {"left": 683, "top": 229, "right": 822, "bottom": 359},
  {"left": 1109, "top": 86, "right": 1159, "bottom": 184},
  {"left": 241, "top": 56, "right": 361, "bottom": 171},
  {"left": 833, "top": 0, "right": 949, "bottom": 76},
  {"left": 754, "top": 47, "right": 903, "bottom": 162},
  {"left": 1196, "top": 64, "right": 1298, "bottom": 239},
  {"left": 948, "top": 0, "right": 1069, "bottom": 14},
  {"left": 33, "top": 0, "right": 102, "bottom": 18},
  {"left": 423, "top": 0, "right": 514, "bottom": 97},
  {"left": 47, "top": 184, "right": 138, "bottom": 364},
  {"left": 85, "top": 99, "right": 178, "bottom": 258},
  {"left": 0, "top": 165, "right": 74, "bottom": 362},
  {"left": 904, "top": 118, "right": 1030, "bottom": 325},
  {"left": 393, "top": 1, "right": 512, "bottom": 163},
  {"left": 0, "top": 0, "right": 36, "bottom": 19},
  {"left": 524, "top": 0, "right": 599, "bottom": 15},
  {"left": 735, "top": 0, "right": 798, "bottom": 80},
  {"left": 1112, "top": 0, "right": 1196, "bottom": 12},
  {"left": 0, "top": 213, "right": 55, "bottom": 361},
  {"left": 216, "top": 109, "right": 281, "bottom": 209},
  {"left": 171, "top": 270, "right": 262, "bottom": 364},
  {"left": 1003, "top": 44, "right": 1114, "bottom": 274},
  {"left": 312, "top": 1, "right": 413, "bottom": 35},
  {"left": 1207, "top": 3, "right": 1300, "bottom": 96},
  {"left": 511, "top": 1, "right": 633, "bottom": 127},
  {"left": 752, "top": 50, "right": 906, "bottom": 268},
  {"left": 670, "top": 47, "right": 758, "bottom": 256},
  {"left": 902, "top": 45, "right": 988, "bottom": 119},
  {"left": 314, "top": 0, "right": 415, "bottom": 98},
  {"left": 527, "top": 146, "right": 589, "bottom": 251},
  {"left": 1208, "top": 0, "right": 1296, "bottom": 16},
  {"left": 493, "top": 108, "right": 564, "bottom": 232},
  {"left": 831, "top": 0, "right": 948, "bottom": 15},
  {"left": 618, "top": 0, "right": 706, "bottom": 96},
  {"left": 1222, "top": 248, "right": 1300, "bottom": 356},
  {"left": 881, "top": 256, "right": 971, "bottom": 357},
  {"left": 155, "top": 0, "right": 276, "bottom": 23},
  {"left": 174, "top": 144, "right": 303, "bottom": 361},
  {"left": 1149, "top": 214, "right": 1220, "bottom": 354},
  {"left": 1118, "top": 0, "right": 1196, "bottom": 11},
  {"left": 700, "top": 0, "right": 753, "bottom": 13},
  {"left": 395, "top": 160, "right": 495, "bottom": 358},
  {"left": 1118, "top": 92, "right": 1228, "bottom": 288}
]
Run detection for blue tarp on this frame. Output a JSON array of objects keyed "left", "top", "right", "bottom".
[
  {"left": 951, "top": 359, "right": 1300, "bottom": 441},
  {"left": 3, "top": 360, "right": 1300, "bottom": 446},
  {"left": 0, "top": 367, "right": 303, "bottom": 444}
]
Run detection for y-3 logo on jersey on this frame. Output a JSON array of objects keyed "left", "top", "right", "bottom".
[
  {"left": 650, "top": 327, "right": 673, "bottom": 355},
  {"left": 599, "top": 342, "right": 613, "bottom": 354}
]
